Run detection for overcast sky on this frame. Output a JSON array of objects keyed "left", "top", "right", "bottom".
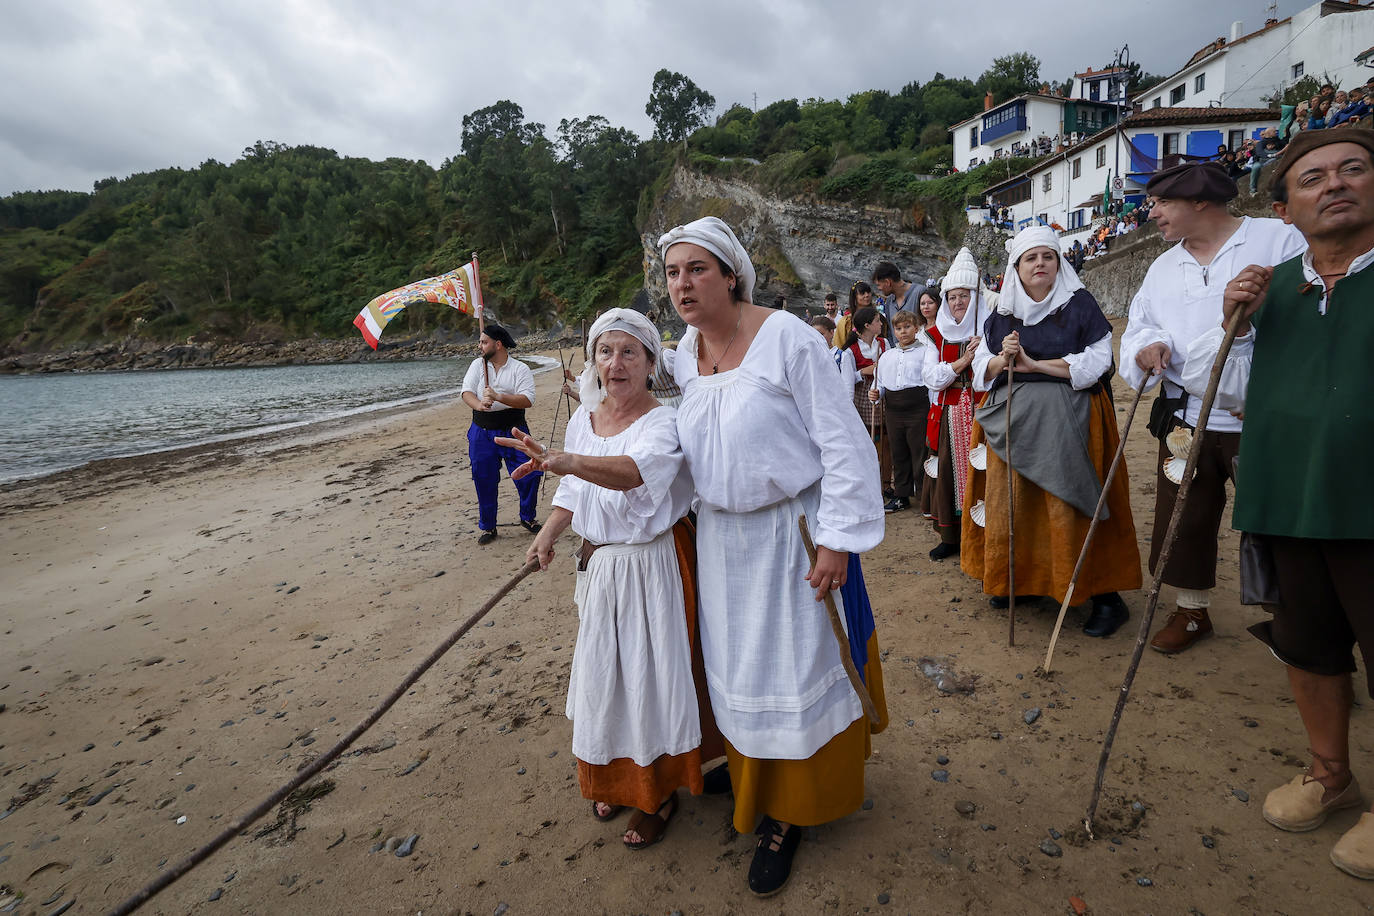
[{"left": 0, "top": 0, "right": 1313, "bottom": 197}]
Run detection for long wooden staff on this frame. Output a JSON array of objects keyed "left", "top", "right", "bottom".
[
  {"left": 1043, "top": 375, "right": 1150, "bottom": 673},
  {"left": 799, "top": 516, "right": 881, "bottom": 725},
  {"left": 474, "top": 251, "right": 489, "bottom": 391},
  {"left": 1006, "top": 361, "right": 1017, "bottom": 647},
  {"left": 106, "top": 559, "right": 540, "bottom": 915},
  {"left": 1084, "top": 313, "right": 1245, "bottom": 837}
]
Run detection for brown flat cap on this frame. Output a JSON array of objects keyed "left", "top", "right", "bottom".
[
  {"left": 1145, "top": 161, "right": 1237, "bottom": 202},
  {"left": 1268, "top": 127, "right": 1374, "bottom": 193}
]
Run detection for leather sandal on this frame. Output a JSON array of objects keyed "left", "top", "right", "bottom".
[
  {"left": 591, "top": 800, "right": 623, "bottom": 822},
  {"left": 624, "top": 793, "right": 677, "bottom": 850},
  {"left": 748, "top": 816, "right": 802, "bottom": 897}
]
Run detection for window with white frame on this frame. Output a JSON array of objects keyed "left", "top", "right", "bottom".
[
  {"left": 1095, "top": 146, "right": 1106, "bottom": 168},
  {"left": 970, "top": 125, "right": 978, "bottom": 146},
  {"left": 1072, "top": 157, "right": 1082, "bottom": 179},
  {"left": 1195, "top": 73, "right": 1206, "bottom": 93},
  {"left": 1164, "top": 132, "right": 1180, "bottom": 155},
  {"left": 1169, "top": 84, "right": 1186, "bottom": 104},
  {"left": 1042, "top": 173, "right": 1052, "bottom": 192},
  {"left": 1228, "top": 129, "right": 1244, "bottom": 149},
  {"left": 1292, "top": 62, "right": 1304, "bottom": 80},
  {"left": 1152, "top": 97, "right": 1162, "bottom": 109}
]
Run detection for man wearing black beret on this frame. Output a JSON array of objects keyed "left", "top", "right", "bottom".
[
  {"left": 460, "top": 322, "right": 542, "bottom": 544},
  {"left": 1118, "top": 159, "right": 1305, "bottom": 654}
]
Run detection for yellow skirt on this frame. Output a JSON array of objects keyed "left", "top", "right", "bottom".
[
  {"left": 722, "top": 632, "right": 888, "bottom": 833},
  {"left": 961, "top": 387, "right": 1142, "bottom": 599}
]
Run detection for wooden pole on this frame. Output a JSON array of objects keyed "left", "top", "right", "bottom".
[
  {"left": 1006, "top": 362, "right": 1016, "bottom": 647},
  {"left": 798, "top": 516, "right": 881, "bottom": 725},
  {"left": 1043, "top": 376, "right": 1150, "bottom": 673},
  {"left": 1083, "top": 313, "right": 1245, "bottom": 837},
  {"left": 474, "top": 251, "right": 490, "bottom": 391}
]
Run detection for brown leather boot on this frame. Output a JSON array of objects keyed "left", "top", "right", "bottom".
[{"left": 1149, "top": 608, "right": 1213, "bottom": 654}]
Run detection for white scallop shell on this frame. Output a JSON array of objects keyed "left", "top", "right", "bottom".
[
  {"left": 1162, "top": 456, "right": 1194, "bottom": 485},
  {"left": 970, "top": 499, "right": 986, "bottom": 527},
  {"left": 924, "top": 455, "right": 940, "bottom": 479},
  {"left": 1166, "top": 427, "right": 1193, "bottom": 460},
  {"left": 969, "top": 443, "right": 987, "bottom": 471}
]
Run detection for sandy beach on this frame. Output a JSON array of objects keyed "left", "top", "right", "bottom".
[{"left": 1, "top": 328, "right": 1369, "bottom": 915}]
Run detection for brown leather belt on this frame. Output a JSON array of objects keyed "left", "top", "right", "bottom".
[{"left": 577, "top": 539, "right": 605, "bottom": 571}]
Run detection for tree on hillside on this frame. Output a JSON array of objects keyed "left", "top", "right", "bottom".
[
  {"left": 645, "top": 69, "right": 715, "bottom": 147},
  {"left": 980, "top": 52, "right": 1042, "bottom": 102}
]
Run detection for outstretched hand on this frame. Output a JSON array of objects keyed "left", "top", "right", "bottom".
[{"left": 494, "top": 427, "right": 564, "bottom": 479}]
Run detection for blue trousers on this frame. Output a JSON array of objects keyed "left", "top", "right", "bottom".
[{"left": 468, "top": 423, "right": 541, "bottom": 531}]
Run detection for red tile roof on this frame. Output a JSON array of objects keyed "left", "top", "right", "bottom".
[{"left": 1124, "top": 106, "right": 1279, "bottom": 125}]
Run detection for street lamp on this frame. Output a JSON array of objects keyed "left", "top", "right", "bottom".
[{"left": 1110, "top": 44, "right": 1132, "bottom": 215}]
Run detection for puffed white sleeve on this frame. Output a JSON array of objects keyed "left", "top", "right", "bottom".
[
  {"left": 1118, "top": 281, "right": 1170, "bottom": 393},
  {"left": 621, "top": 408, "right": 685, "bottom": 518},
  {"left": 785, "top": 333, "right": 884, "bottom": 553},
  {"left": 659, "top": 346, "right": 676, "bottom": 376},
  {"left": 922, "top": 340, "right": 956, "bottom": 391},
  {"left": 511, "top": 362, "right": 537, "bottom": 405},
  {"left": 460, "top": 358, "right": 484, "bottom": 397},
  {"left": 1064, "top": 332, "right": 1114, "bottom": 390},
  {"left": 838, "top": 347, "right": 859, "bottom": 387},
  {"left": 1182, "top": 326, "right": 1255, "bottom": 413},
  {"left": 970, "top": 340, "right": 996, "bottom": 392},
  {"left": 551, "top": 407, "right": 589, "bottom": 513}
]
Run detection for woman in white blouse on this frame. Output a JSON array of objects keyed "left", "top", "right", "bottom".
[
  {"left": 500, "top": 308, "right": 720, "bottom": 851},
  {"left": 658, "top": 216, "right": 888, "bottom": 898},
  {"left": 960, "top": 226, "right": 1141, "bottom": 637}
]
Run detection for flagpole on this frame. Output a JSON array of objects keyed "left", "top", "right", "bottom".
[{"left": 473, "top": 251, "right": 489, "bottom": 391}]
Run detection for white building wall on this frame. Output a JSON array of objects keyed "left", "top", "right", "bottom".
[{"left": 952, "top": 96, "right": 1071, "bottom": 169}]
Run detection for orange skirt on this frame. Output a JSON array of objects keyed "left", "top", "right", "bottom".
[
  {"left": 722, "top": 632, "right": 888, "bottom": 833},
  {"left": 961, "top": 387, "right": 1142, "bottom": 599},
  {"left": 576, "top": 518, "right": 725, "bottom": 812}
]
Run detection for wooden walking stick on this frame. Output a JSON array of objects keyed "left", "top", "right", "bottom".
[
  {"left": 1043, "top": 375, "right": 1150, "bottom": 673},
  {"left": 1005, "top": 361, "right": 1016, "bottom": 647},
  {"left": 474, "top": 251, "right": 490, "bottom": 392},
  {"left": 106, "top": 559, "right": 540, "bottom": 915},
  {"left": 1084, "top": 312, "right": 1245, "bottom": 837},
  {"left": 798, "top": 516, "right": 881, "bottom": 725}
]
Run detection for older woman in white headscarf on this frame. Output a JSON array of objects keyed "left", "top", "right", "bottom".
[
  {"left": 499, "top": 307, "right": 721, "bottom": 850},
  {"left": 918, "top": 247, "right": 989, "bottom": 561},
  {"left": 960, "top": 226, "right": 1141, "bottom": 637},
  {"left": 658, "top": 216, "right": 888, "bottom": 898}
]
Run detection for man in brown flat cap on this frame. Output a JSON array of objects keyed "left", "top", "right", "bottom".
[
  {"left": 1184, "top": 127, "right": 1374, "bottom": 881},
  {"left": 1119, "top": 161, "right": 1306, "bottom": 654}
]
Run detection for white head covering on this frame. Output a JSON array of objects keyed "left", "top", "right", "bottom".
[
  {"left": 995, "top": 226, "right": 1083, "bottom": 326},
  {"left": 656, "top": 216, "right": 756, "bottom": 303},
  {"left": 578, "top": 308, "right": 662, "bottom": 410},
  {"left": 935, "top": 247, "right": 988, "bottom": 342}
]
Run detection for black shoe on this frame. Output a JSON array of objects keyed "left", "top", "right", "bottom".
[
  {"left": 989, "top": 594, "right": 1047, "bottom": 609},
  {"left": 702, "top": 762, "right": 732, "bottom": 795},
  {"left": 477, "top": 529, "right": 497, "bottom": 546},
  {"left": 882, "top": 487, "right": 895, "bottom": 499},
  {"left": 929, "top": 542, "right": 960, "bottom": 561},
  {"left": 884, "top": 497, "right": 909, "bottom": 513},
  {"left": 748, "top": 817, "right": 802, "bottom": 898},
  {"left": 520, "top": 519, "right": 542, "bottom": 534},
  {"left": 1083, "top": 593, "right": 1130, "bottom": 638}
]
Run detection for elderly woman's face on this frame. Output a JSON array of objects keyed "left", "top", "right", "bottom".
[
  {"left": 594, "top": 330, "right": 652, "bottom": 399},
  {"left": 665, "top": 242, "right": 733, "bottom": 325},
  {"left": 945, "top": 288, "right": 972, "bottom": 321}
]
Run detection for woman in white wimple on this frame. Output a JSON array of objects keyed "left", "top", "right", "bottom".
[
  {"left": 500, "top": 308, "right": 720, "bottom": 851},
  {"left": 659, "top": 216, "right": 889, "bottom": 898}
]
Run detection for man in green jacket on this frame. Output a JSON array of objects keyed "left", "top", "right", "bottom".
[{"left": 1187, "top": 127, "right": 1374, "bottom": 880}]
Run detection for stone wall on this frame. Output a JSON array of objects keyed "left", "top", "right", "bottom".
[{"left": 640, "top": 165, "right": 954, "bottom": 316}]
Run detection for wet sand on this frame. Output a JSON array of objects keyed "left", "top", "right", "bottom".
[{"left": 1, "top": 331, "right": 1369, "bottom": 915}]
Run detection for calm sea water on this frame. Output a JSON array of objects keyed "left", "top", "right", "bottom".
[{"left": 0, "top": 358, "right": 557, "bottom": 484}]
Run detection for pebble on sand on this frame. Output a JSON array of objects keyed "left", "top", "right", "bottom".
[
  {"left": 395, "top": 834, "right": 419, "bottom": 857},
  {"left": 1040, "top": 839, "right": 1063, "bottom": 857},
  {"left": 1023, "top": 708, "right": 1042, "bottom": 725},
  {"left": 1231, "top": 788, "right": 1249, "bottom": 803},
  {"left": 931, "top": 769, "right": 949, "bottom": 783}
]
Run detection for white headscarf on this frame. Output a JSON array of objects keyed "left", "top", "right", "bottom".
[
  {"left": 935, "top": 248, "right": 989, "bottom": 342},
  {"left": 578, "top": 308, "right": 663, "bottom": 410},
  {"left": 996, "top": 226, "right": 1084, "bottom": 327},
  {"left": 656, "top": 216, "right": 756, "bottom": 303}
]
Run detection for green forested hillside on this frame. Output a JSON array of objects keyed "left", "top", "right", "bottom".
[{"left": 1, "top": 55, "right": 1091, "bottom": 352}]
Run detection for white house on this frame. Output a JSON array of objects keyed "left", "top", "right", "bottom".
[
  {"left": 1073, "top": 66, "right": 1131, "bottom": 106},
  {"left": 981, "top": 106, "right": 1280, "bottom": 246},
  {"left": 1143, "top": 0, "right": 1374, "bottom": 111},
  {"left": 949, "top": 92, "right": 1124, "bottom": 172}
]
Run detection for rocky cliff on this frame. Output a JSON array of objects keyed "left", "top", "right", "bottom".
[{"left": 639, "top": 165, "right": 955, "bottom": 316}]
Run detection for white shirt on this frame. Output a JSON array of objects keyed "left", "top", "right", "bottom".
[
  {"left": 971, "top": 329, "right": 1114, "bottom": 392},
  {"left": 1185, "top": 244, "right": 1374, "bottom": 413},
  {"left": 1119, "top": 216, "right": 1306, "bottom": 432},
  {"left": 873, "top": 342, "right": 927, "bottom": 395},
  {"left": 460, "top": 355, "right": 536, "bottom": 410},
  {"left": 836, "top": 336, "right": 885, "bottom": 387},
  {"left": 674, "top": 312, "right": 883, "bottom": 553},
  {"left": 551, "top": 405, "right": 692, "bottom": 545}
]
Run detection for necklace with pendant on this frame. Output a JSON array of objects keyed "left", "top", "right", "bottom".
[{"left": 702, "top": 310, "right": 743, "bottom": 374}]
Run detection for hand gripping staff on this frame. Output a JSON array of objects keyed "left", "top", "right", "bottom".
[
  {"left": 798, "top": 516, "right": 881, "bottom": 725},
  {"left": 1083, "top": 311, "right": 1245, "bottom": 838}
]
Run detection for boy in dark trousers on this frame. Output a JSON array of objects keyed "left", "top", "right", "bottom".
[{"left": 869, "top": 310, "right": 929, "bottom": 512}]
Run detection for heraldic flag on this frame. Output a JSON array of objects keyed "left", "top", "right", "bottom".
[{"left": 353, "top": 258, "right": 483, "bottom": 349}]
